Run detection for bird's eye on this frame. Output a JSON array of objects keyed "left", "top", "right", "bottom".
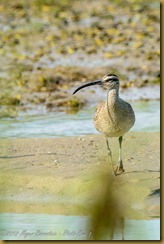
[
  {"left": 107, "top": 79, "right": 113, "bottom": 83},
  {"left": 108, "top": 78, "right": 118, "bottom": 82},
  {"left": 103, "top": 76, "right": 118, "bottom": 83}
]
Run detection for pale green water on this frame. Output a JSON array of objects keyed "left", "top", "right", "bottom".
[
  {"left": 0, "top": 213, "right": 160, "bottom": 240},
  {"left": 0, "top": 100, "right": 160, "bottom": 138}
]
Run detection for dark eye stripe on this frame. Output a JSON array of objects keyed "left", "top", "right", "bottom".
[
  {"left": 112, "top": 78, "right": 119, "bottom": 81},
  {"left": 107, "top": 78, "right": 118, "bottom": 82}
]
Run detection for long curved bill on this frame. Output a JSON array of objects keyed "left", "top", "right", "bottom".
[{"left": 73, "top": 80, "right": 102, "bottom": 94}]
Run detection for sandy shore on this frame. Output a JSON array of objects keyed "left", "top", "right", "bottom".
[{"left": 0, "top": 132, "right": 160, "bottom": 219}]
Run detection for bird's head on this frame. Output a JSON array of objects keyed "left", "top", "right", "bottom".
[
  {"left": 101, "top": 74, "right": 120, "bottom": 90},
  {"left": 73, "top": 74, "right": 119, "bottom": 95}
]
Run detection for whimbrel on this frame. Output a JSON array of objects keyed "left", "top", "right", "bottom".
[{"left": 73, "top": 74, "right": 135, "bottom": 176}]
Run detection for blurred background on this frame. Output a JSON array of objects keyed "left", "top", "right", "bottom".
[
  {"left": 0, "top": 1, "right": 160, "bottom": 240},
  {"left": 0, "top": 0, "right": 160, "bottom": 137}
]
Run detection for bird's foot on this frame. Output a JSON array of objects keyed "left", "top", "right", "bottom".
[{"left": 114, "top": 166, "right": 125, "bottom": 176}]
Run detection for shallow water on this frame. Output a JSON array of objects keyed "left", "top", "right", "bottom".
[
  {"left": 0, "top": 100, "right": 160, "bottom": 138},
  {"left": 0, "top": 213, "right": 160, "bottom": 240}
]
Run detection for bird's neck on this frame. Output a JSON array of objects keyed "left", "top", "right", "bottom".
[
  {"left": 106, "top": 88, "right": 119, "bottom": 124},
  {"left": 107, "top": 88, "right": 119, "bottom": 105}
]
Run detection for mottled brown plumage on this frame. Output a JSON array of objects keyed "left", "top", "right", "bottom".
[
  {"left": 94, "top": 89, "right": 135, "bottom": 138},
  {"left": 73, "top": 74, "right": 135, "bottom": 176}
]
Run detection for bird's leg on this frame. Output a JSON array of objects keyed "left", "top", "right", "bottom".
[
  {"left": 105, "top": 138, "right": 116, "bottom": 176},
  {"left": 115, "top": 136, "right": 125, "bottom": 174}
]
